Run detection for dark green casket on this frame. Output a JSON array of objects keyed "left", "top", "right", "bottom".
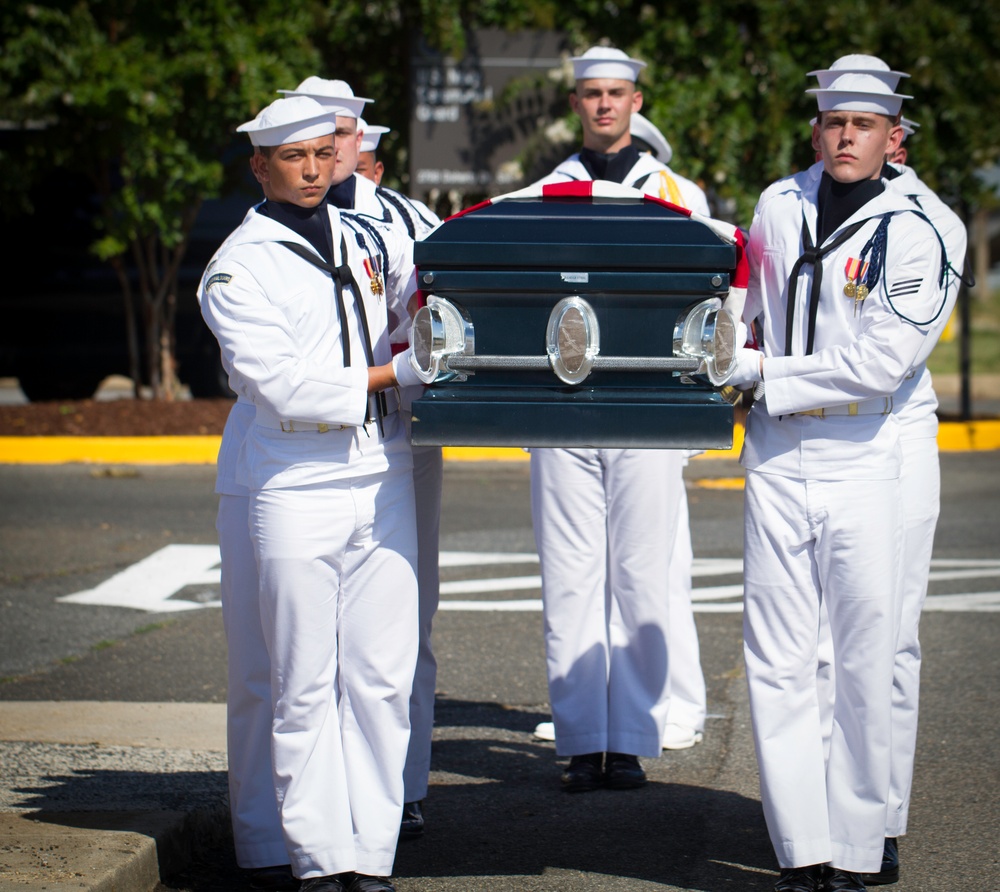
[{"left": 408, "top": 183, "right": 741, "bottom": 449}]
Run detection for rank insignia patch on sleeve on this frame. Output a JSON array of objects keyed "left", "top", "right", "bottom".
[{"left": 206, "top": 272, "right": 233, "bottom": 288}]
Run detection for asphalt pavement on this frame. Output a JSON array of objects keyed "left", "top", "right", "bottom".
[{"left": 1, "top": 422, "right": 999, "bottom": 890}]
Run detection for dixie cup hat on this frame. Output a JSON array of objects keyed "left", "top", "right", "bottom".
[
  {"left": 236, "top": 96, "right": 338, "bottom": 147},
  {"left": 570, "top": 46, "right": 646, "bottom": 83},
  {"left": 629, "top": 112, "right": 673, "bottom": 164},
  {"left": 807, "top": 71, "right": 912, "bottom": 117},
  {"left": 808, "top": 54, "right": 910, "bottom": 92},
  {"left": 277, "top": 76, "right": 371, "bottom": 118},
  {"left": 358, "top": 117, "right": 391, "bottom": 153},
  {"left": 900, "top": 116, "right": 920, "bottom": 140}
]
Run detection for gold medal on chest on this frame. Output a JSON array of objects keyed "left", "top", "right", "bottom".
[
  {"left": 843, "top": 256, "right": 869, "bottom": 304},
  {"left": 363, "top": 256, "right": 384, "bottom": 297}
]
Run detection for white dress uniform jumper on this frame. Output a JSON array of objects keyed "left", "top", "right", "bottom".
[
  {"left": 529, "top": 148, "right": 709, "bottom": 760},
  {"left": 740, "top": 159, "right": 945, "bottom": 874},
  {"left": 815, "top": 161, "right": 968, "bottom": 843},
  {"left": 200, "top": 200, "right": 420, "bottom": 880}
]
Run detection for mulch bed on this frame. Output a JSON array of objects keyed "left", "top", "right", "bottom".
[{"left": 0, "top": 398, "right": 235, "bottom": 437}]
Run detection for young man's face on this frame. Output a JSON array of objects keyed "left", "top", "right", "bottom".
[
  {"left": 355, "top": 151, "right": 384, "bottom": 185},
  {"left": 332, "top": 116, "right": 363, "bottom": 185},
  {"left": 569, "top": 78, "right": 642, "bottom": 153},
  {"left": 249, "top": 135, "right": 336, "bottom": 207},
  {"left": 815, "top": 111, "right": 902, "bottom": 183}
]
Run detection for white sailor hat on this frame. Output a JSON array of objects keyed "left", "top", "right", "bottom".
[
  {"left": 277, "top": 76, "right": 371, "bottom": 118},
  {"left": 570, "top": 47, "right": 646, "bottom": 83},
  {"left": 808, "top": 54, "right": 909, "bottom": 91},
  {"left": 358, "top": 117, "right": 390, "bottom": 153},
  {"left": 900, "top": 116, "right": 920, "bottom": 140},
  {"left": 629, "top": 112, "right": 673, "bottom": 164},
  {"left": 236, "top": 96, "right": 338, "bottom": 147},
  {"left": 807, "top": 72, "right": 912, "bottom": 117}
]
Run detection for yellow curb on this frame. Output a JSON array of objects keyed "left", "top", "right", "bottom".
[
  {"left": 442, "top": 446, "right": 527, "bottom": 462},
  {"left": 936, "top": 419, "right": 1000, "bottom": 451},
  {"left": 0, "top": 436, "right": 221, "bottom": 465},
  {"left": 695, "top": 477, "right": 746, "bottom": 490},
  {"left": 0, "top": 420, "right": 996, "bottom": 465},
  {"left": 693, "top": 422, "right": 745, "bottom": 461}
]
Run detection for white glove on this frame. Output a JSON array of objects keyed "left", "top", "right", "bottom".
[
  {"left": 726, "top": 347, "right": 764, "bottom": 389},
  {"left": 392, "top": 346, "right": 436, "bottom": 387}
]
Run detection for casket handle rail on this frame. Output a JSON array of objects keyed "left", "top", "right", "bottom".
[{"left": 444, "top": 355, "right": 702, "bottom": 373}]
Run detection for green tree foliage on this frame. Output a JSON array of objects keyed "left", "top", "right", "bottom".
[
  {"left": 302, "top": 1, "right": 998, "bottom": 225},
  {"left": 539, "top": 0, "right": 1000, "bottom": 223},
  {"left": 0, "top": 1, "right": 321, "bottom": 397},
  {"left": 1, "top": 1, "right": 995, "bottom": 399}
]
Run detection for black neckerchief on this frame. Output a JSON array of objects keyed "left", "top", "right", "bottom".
[
  {"left": 579, "top": 144, "right": 641, "bottom": 184},
  {"left": 816, "top": 171, "right": 884, "bottom": 245},
  {"left": 325, "top": 176, "right": 358, "bottom": 210},
  {"left": 258, "top": 200, "right": 332, "bottom": 264}
]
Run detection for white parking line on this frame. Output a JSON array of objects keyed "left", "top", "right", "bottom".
[{"left": 54, "top": 547, "right": 1000, "bottom": 614}]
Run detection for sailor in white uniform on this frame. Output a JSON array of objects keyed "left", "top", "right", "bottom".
[
  {"left": 199, "top": 96, "right": 430, "bottom": 892},
  {"left": 207, "top": 372, "right": 290, "bottom": 890},
  {"left": 529, "top": 46, "right": 706, "bottom": 793},
  {"left": 536, "top": 61, "right": 709, "bottom": 216},
  {"left": 629, "top": 109, "right": 709, "bottom": 750},
  {"left": 354, "top": 117, "right": 390, "bottom": 185},
  {"left": 277, "top": 75, "right": 444, "bottom": 839},
  {"left": 353, "top": 110, "right": 445, "bottom": 839},
  {"left": 806, "top": 55, "right": 968, "bottom": 888},
  {"left": 532, "top": 109, "right": 709, "bottom": 753},
  {"left": 278, "top": 78, "right": 440, "bottom": 240},
  {"left": 728, "top": 69, "right": 947, "bottom": 892}
]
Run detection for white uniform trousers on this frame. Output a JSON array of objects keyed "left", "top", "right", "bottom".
[
  {"left": 743, "top": 471, "right": 901, "bottom": 873},
  {"left": 887, "top": 435, "right": 940, "bottom": 836},
  {"left": 664, "top": 491, "right": 707, "bottom": 732},
  {"left": 217, "top": 494, "right": 286, "bottom": 868},
  {"left": 815, "top": 436, "right": 940, "bottom": 837},
  {"left": 531, "top": 447, "right": 684, "bottom": 758},
  {"left": 251, "top": 468, "right": 418, "bottom": 879},
  {"left": 402, "top": 444, "right": 444, "bottom": 802}
]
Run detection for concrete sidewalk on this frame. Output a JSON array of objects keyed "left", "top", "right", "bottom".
[{"left": 0, "top": 703, "right": 229, "bottom": 891}]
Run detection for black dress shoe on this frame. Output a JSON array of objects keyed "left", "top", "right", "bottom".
[
  {"left": 603, "top": 752, "right": 646, "bottom": 789},
  {"left": 560, "top": 752, "right": 603, "bottom": 792},
  {"left": 400, "top": 800, "right": 424, "bottom": 839},
  {"left": 774, "top": 864, "right": 824, "bottom": 891},
  {"left": 342, "top": 873, "right": 396, "bottom": 892},
  {"left": 823, "top": 868, "right": 867, "bottom": 891},
  {"left": 860, "top": 836, "right": 899, "bottom": 885},
  {"left": 299, "top": 876, "right": 348, "bottom": 892},
  {"left": 247, "top": 864, "right": 298, "bottom": 891}
]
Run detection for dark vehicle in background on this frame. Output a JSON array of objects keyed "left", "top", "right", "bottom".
[{"left": 1, "top": 170, "right": 250, "bottom": 401}]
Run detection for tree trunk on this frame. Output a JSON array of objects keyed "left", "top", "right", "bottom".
[
  {"left": 973, "top": 207, "right": 989, "bottom": 303},
  {"left": 112, "top": 257, "right": 142, "bottom": 398}
]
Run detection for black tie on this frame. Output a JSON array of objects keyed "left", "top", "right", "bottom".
[{"left": 784, "top": 213, "right": 867, "bottom": 356}]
